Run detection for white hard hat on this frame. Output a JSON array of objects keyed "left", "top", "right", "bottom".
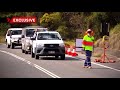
[{"left": 87, "top": 29, "right": 92, "bottom": 32}]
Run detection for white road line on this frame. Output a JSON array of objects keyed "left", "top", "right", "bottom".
[
  {"left": 91, "top": 62, "right": 120, "bottom": 72},
  {"left": 34, "top": 64, "right": 60, "bottom": 78},
  {"left": 66, "top": 54, "right": 120, "bottom": 72},
  {"left": 27, "top": 61, "right": 31, "bottom": 64},
  {"left": 0, "top": 50, "right": 61, "bottom": 78}
]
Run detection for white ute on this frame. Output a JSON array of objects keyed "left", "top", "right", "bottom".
[
  {"left": 5, "top": 28, "right": 22, "bottom": 49},
  {"left": 31, "top": 31, "right": 65, "bottom": 60},
  {"left": 21, "top": 26, "right": 48, "bottom": 54}
]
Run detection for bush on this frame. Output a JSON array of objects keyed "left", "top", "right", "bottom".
[
  {"left": 0, "top": 36, "right": 5, "bottom": 43},
  {"left": 95, "top": 23, "right": 120, "bottom": 50},
  {"left": 110, "top": 24, "right": 120, "bottom": 35},
  {"left": 0, "top": 23, "right": 11, "bottom": 36},
  {"left": 57, "top": 25, "right": 69, "bottom": 39}
]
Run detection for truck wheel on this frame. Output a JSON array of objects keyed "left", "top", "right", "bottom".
[
  {"left": 31, "top": 48, "right": 35, "bottom": 58},
  {"left": 25, "top": 50, "right": 28, "bottom": 54},
  {"left": 35, "top": 54, "right": 39, "bottom": 59},
  {"left": 60, "top": 54, "right": 65, "bottom": 60},
  {"left": 22, "top": 49, "right": 25, "bottom": 53},
  {"left": 55, "top": 55, "right": 59, "bottom": 59},
  {"left": 7, "top": 43, "right": 10, "bottom": 48},
  {"left": 10, "top": 43, "right": 14, "bottom": 49}
]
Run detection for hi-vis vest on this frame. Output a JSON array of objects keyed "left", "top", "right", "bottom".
[{"left": 82, "top": 35, "right": 94, "bottom": 51}]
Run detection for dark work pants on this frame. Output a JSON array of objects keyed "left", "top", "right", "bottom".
[{"left": 84, "top": 50, "right": 92, "bottom": 66}]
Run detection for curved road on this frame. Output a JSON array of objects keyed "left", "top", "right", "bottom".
[{"left": 0, "top": 43, "right": 120, "bottom": 78}]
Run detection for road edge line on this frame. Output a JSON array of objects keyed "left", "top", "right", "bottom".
[{"left": 0, "top": 50, "right": 61, "bottom": 78}]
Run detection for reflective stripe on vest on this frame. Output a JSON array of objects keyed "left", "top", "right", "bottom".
[{"left": 82, "top": 40, "right": 94, "bottom": 46}]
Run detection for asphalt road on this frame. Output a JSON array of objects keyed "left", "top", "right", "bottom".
[{"left": 0, "top": 43, "right": 120, "bottom": 78}]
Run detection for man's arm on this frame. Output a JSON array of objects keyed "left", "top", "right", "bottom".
[{"left": 82, "top": 35, "right": 86, "bottom": 51}]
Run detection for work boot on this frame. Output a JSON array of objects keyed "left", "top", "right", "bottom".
[
  {"left": 83, "top": 66, "right": 88, "bottom": 68},
  {"left": 88, "top": 66, "right": 92, "bottom": 69}
]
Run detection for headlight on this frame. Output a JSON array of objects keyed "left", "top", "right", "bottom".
[
  {"left": 26, "top": 39, "right": 30, "bottom": 43},
  {"left": 26, "top": 40, "right": 30, "bottom": 45},
  {"left": 59, "top": 43, "right": 65, "bottom": 47}
]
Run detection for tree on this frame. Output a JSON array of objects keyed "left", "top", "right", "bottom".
[{"left": 40, "top": 12, "right": 61, "bottom": 30}]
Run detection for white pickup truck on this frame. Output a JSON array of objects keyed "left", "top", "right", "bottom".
[
  {"left": 5, "top": 28, "right": 22, "bottom": 49},
  {"left": 21, "top": 26, "right": 48, "bottom": 54},
  {"left": 30, "top": 31, "right": 65, "bottom": 60}
]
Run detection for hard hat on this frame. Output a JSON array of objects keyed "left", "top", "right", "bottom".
[
  {"left": 85, "top": 29, "right": 94, "bottom": 36},
  {"left": 87, "top": 29, "right": 92, "bottom": 32},
  {"left": 87, "top": 29, "right": 92, "bottom": 33}
]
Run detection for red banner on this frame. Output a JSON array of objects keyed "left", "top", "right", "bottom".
[{"left": 7, "top": 16, "right": 37, "bottom": 24}]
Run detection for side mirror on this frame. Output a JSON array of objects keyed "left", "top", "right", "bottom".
[
  {"left": 7, "top": 34, "right": 10, "bottom": 36},
  {"left": 30, "top": 37, "right": 36, "bottom": 40},
  {"left": 22, "top": 35, "right": 25, "bottom": 38}
]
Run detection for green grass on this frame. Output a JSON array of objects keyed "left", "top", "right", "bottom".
[
  {"left": 93, "top": 53, "right": 102, "bottom": 57},
  {"left": 0, "top": 36, "right": 5, "bottom": 43},
  {"left": 64, "top": 40, "right": 75, "bottom": 46}
]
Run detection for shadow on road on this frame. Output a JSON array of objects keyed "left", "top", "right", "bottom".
[
  {"left": 36, "top": 56, "right": 85, "bottom": 61},
  {"left": 13, "top": 46, "right": 22, "bottom": 49},
  {"left": 90, "top": 68, "right": 108, "bottom": 69}
]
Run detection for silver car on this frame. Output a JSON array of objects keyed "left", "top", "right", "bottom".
[{"left": 21, "top": 26, "right": 48, "bottom": 54}]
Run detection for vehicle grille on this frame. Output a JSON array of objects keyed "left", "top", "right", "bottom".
[
  {"left": 44, "top": 44, "right": 59, "bottom": 48},
  {"left": 44, "top": 49, "right": 59, "bottom": 52}
]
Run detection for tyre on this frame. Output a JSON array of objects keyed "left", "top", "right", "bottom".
[
  {"left": 7, "top": 43, "right": 10, "bottom": 48},
  {"left": 31, "top": 48, "right": 35, "bottom": 58},
  {"left": 55, "top": 55, "right": 59, "bottom": 59},
  {"left": 22, "top": 49, "right": 25, "bottom": 53},
  {"left": 25, "top": 50, "right": 28, "bottom": 54},
  {"left": 60, "top": 54, "right": 65, "bottom": 60},
  {"left": 10, "top": 43, "right": 14, "bottom": 49},
  {"left": 35, "top": 54, "right": 39, "bottom": 59}
]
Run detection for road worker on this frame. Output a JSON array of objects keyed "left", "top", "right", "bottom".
[{"left": 82, "top": 29, "right": 94, "bottom": 69}]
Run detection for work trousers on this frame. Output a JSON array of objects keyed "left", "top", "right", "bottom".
[{"left": 84, "top": 50, "right": 92, "bottom": 66}]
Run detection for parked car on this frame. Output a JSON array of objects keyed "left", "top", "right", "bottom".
[
  {"left": 21, "top": 26, "right": 48, "bottom": 54},
  {"left": 31, "top": 31, "right": 65, "bottom": 60},
  {"left": 5, "top": 28, "right": 22, "bottom": 49}
]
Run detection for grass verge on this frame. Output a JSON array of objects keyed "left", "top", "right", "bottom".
[
  {"left": 64, "top": 40, "right": 75, "bottom": 46},
  {"left": 0, "top": 36, "right": 5, "bottom": 44}
]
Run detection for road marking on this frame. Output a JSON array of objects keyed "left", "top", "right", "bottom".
[
  {"left": 33, "top": 64, "right": 60, "bottom": 78},
  {"left": 27, "top": 61, "right": 31, "bottom": 64},
  {"left": 66, "top": 54, "right": 120, "bottom": 72},
  {"left": 91, "top": 62, "right": 120, "bottom": 72},
  {"left": 1, "top": 48, "right": 120, "bottom": 77},
  {"left": 0, "top": 50, "right": 61, "bottom": 78}
]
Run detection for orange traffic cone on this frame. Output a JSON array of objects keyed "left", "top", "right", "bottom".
[
  {"left": 71, "top": 48, "right": 78, "bottom": 56},
  {"left": 67, "top": 47, "right": 71, "bottom": 55}
]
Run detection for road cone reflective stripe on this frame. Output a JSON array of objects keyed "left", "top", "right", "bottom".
[
  {"left": 71, "top": 48, "right": 78, "bottom": 56},
  {"left": 67, "top": 48, "right": 71, "bottom": 55}
]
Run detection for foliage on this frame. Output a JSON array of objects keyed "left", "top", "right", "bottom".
[
  {"left": 1, "top": 12, "right": 120, "bottom": 43},
  {"left": 0, "top": 23, "right": 11, "bottom": 36},
  {"left": 110, "top": 24, "right": 120, "bottom": 35},
  {"left": 40, "top": 12, "right": 61, "bottom": 30}
]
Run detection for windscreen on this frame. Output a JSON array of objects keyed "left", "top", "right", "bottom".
[
  {"left": 26, "top": 29, "right": 35, "bottom": 37},
  {"left": 11, "top": 30, "right": 22, "bottom": 35},
  {"left": 37, "top": 28, "right": 48, "bottom": 32},
  {"left": 37, "top": 33, "right": 61, "bottom": 40}
]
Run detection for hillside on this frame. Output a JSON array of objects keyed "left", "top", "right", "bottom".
[
  {"left": 95, "top": 24, "right": 120, "bottom": 50},
  {"left": 1, "top": 12, "right": 120, "bottom": 49}
]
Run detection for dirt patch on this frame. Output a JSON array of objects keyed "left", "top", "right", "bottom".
[
  {"left": 93, "top": 47, "right": 120, "bottom": 62},
  {"left": 77, "top": 47, "right": 120, "bottom": 62}
]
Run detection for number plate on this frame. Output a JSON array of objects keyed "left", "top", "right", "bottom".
[{"left": 48, "top": 51, "right": 55, "bottom": 54}]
